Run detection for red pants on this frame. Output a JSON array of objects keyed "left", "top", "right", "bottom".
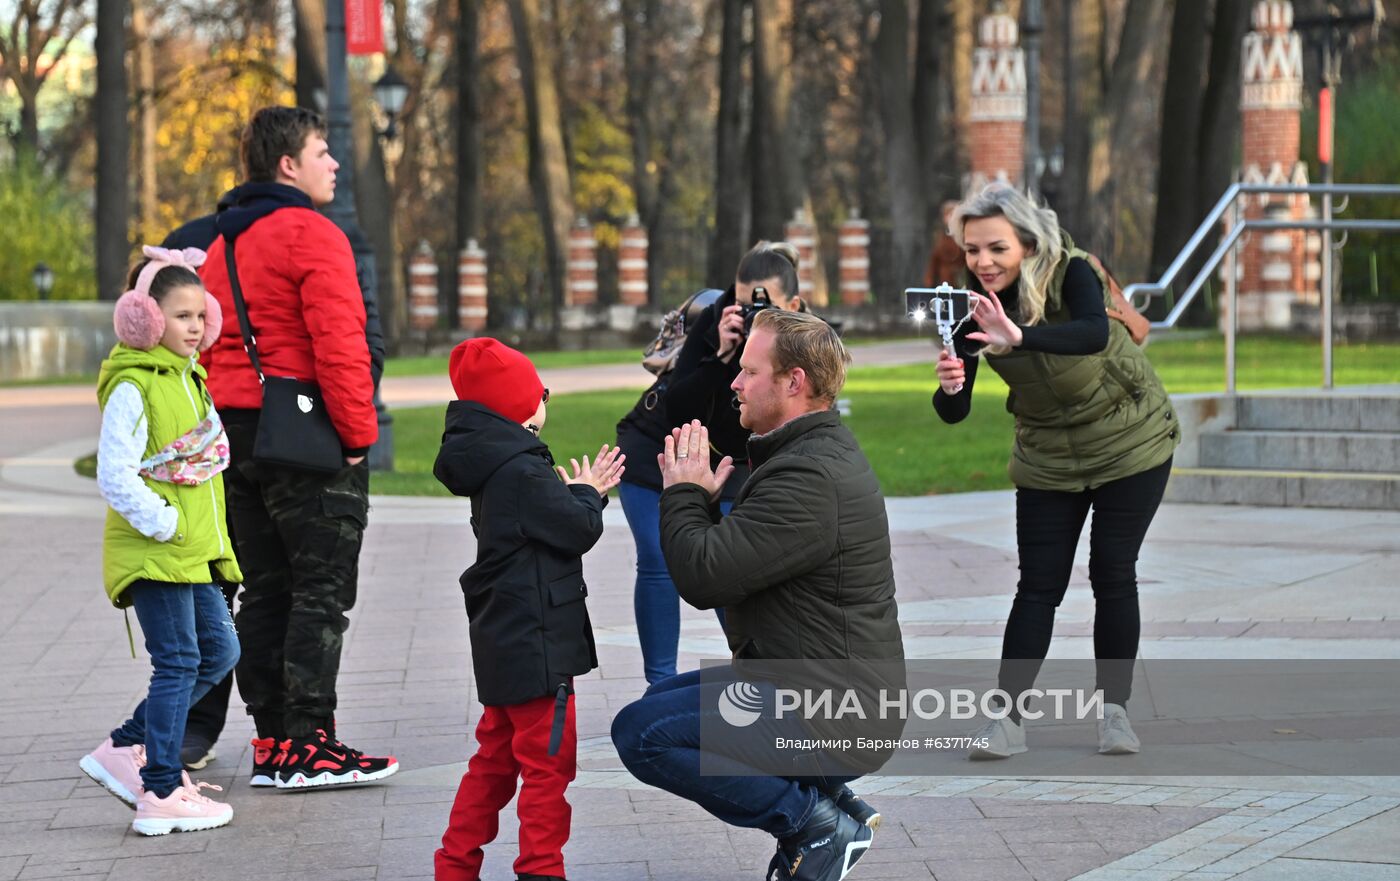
[{"left": 435, "top": 694, "right": 577, "bottom": 880}]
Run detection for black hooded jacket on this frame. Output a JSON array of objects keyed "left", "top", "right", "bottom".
[{"left": 434, "top": 401, "right": 603, "bottom": 706}]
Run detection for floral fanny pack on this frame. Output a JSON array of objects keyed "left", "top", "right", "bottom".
[{"left": 140, "top": 411, "right": 231, "bottom": 486}]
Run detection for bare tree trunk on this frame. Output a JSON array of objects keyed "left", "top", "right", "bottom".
[
  {"left": 750, "top": 0, "right": 796, "bottom": 241},
  {"left": 95, "top": 0, "right": 129, "bottom": 301},
  {"left": 875, "top": 0, "right": 928, "bottom": 306},
  {"left": 950, "top": 0, "right": 974, "bottom": 190},
  {"left": 622, "top": 0, "right": 668, "bottom": 300},
  {"left": 1197, "top": 0, "right": 1250, "bottom": 222},
  {"left": 457, "top": 0, "right": 482, "bottom": 249},
  {"left": 708, "top": 0, "right": 746, "bottom": 287},
  {"left": 294, "top": 0, "right": 327, "bottom": 110},
  {"left": 1059, "top": 0, "right": 1103, "bottom": 238},
  {"left": 1097, "top": 0, "right": 1172, "bottom": 260},
  {"left": 133, "top": 0, "right": 157, "bottom": 239},
  {"left": 914, "top": 0, "right": 956, "bottom": 216},
  {"left": 1150, "top": 0, "right": 1208, "bottom": 277},
  {"left": 509, "top": 0, "right": 574, "bottom": 329}
]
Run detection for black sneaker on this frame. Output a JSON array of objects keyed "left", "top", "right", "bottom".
[
  {"left": 829, "top": 784, "right": 881, "bottom": 830},
  {"left": 274, "top": 730, "right": 399, "bottom": 789},
  {"left": 767, "top": 797, "right": 873, "bottom": 881},
  {"left": 180, "top": 732, "right": 216, "bottom": 771},
  {"left": 249, "top": 736, "right": 287, "bottom": 787}
]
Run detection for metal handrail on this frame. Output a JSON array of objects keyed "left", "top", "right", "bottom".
[{"left": 1122, "top": 183, "right": 1400, "bottom": 392}]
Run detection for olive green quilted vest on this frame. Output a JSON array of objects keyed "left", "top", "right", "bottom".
[{"left": 982, "top": 236, "right": 1180, "bottom": 491}]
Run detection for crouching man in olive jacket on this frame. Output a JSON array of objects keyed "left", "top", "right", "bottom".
[{"left": 611, "top": 309, "right": 904, "bottom": 881}]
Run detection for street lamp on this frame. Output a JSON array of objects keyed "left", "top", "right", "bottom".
[
  {"left": 31, "top": 262, "right": 54, "bottom": 300},
  {"left": 372, "top": 66, "right": 409, "bottom": 140},
  {"left": 324, "top": 2, "right": 394, "bottom": 471}
]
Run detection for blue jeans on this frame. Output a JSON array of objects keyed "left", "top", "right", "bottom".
[
  {"left": 619, "top": 482, "right": 729, "bottom": 684},
  {"left": 611, "top": 668, "right": 856, "bottom": 839},
  {"left": 111, "top": 581, "right": 240, "bottom": 798}
]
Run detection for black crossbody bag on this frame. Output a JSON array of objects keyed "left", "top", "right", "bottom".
[{"left": 224, "top": 242, "right": 345, "bottom": 474}]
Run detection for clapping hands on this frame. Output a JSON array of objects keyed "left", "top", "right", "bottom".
[{"left": 556, "top": 443, "right": 626, "bottom": 497}]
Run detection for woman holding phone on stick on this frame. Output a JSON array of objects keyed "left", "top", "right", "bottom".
[{"left": 932, "top": 184, "right": 1179, "bottom": 760}]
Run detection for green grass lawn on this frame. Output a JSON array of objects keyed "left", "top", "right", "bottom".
[
  {"left": 383, "top": 336, "right": 924, "bottom": 378},
  {"left": 370, "top": 333, "right": 1400, "bottom": 498},
  {"left": 72, "top": 334, "right": 1400, "bottom": 496}
]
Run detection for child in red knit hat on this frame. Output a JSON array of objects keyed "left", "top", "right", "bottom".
[{"left": 433, "top": 338, "right": 624, "bottom": 881}]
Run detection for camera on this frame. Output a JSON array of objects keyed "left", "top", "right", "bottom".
[{"left": 739, "top": 286, "right": 774, "bottom": 334}]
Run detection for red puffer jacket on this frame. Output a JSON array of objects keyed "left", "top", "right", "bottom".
[{"left": 199, "top": 184, "right": 377, "bottom": 451}]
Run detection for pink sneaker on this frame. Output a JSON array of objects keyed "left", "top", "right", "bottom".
[
  {"left": 79, "top": 738, "right": 146, "bottom": 808},
  {"left": 131, "top": 776, "right": 233, "bottom": 836}
]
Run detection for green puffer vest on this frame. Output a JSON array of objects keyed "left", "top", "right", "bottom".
[
  {"left": 96, "top": 344, "right": 242, "bottom": 607},
  {"left": 983, "top": 235, "right": 1180, "bottom": 491}
]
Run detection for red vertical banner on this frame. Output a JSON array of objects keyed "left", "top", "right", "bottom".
[
  {"left": 1318, "top": 87, "right": 1334, "bottom": 166},
  {"left": 346, "top": 0, "right": 384, "bottom": 55}
]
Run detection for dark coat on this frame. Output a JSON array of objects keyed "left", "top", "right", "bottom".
[
  {"left": 658, "top": 409, "right": 902, "bottom": 663},
  {"left": 434, "top": 401, "right": 602, "bottom": 706}
]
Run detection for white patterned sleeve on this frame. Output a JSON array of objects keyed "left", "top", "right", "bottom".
[{"left": 97, "top": 382, "right": 178, "bottom": 542}]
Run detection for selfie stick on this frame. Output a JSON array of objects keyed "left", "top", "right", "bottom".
[{"left": 922, "top": 283, "right": 977, "bottom": 394}]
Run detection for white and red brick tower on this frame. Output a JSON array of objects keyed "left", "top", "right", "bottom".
[
  {"left": 838, "top": 210, "right": 871, "bottom": 307},
  {"left": 783, "top": 208, "right": 817, "bottom": 304},
  {"left": 1233, "top": 0, "right": 1319, "bottom": 330},
  {"left": 566, "top": 219, "right": 598, "bottom": 307},
  {"left": 457, "top": 239, "right": 488, "bottom": 332},
  {"left": 408, "top": 241, "right": 438, "bottom": 332},
  {"left": 967, "top": 6, "right": 1025, "bottom": 193},
  {"left": 618, "top": 215, "right": 649, "bottom": 306}
]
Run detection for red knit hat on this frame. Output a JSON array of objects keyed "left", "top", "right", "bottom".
[{"left": 448, "top": 338, "right": 545, "bottom": 424}]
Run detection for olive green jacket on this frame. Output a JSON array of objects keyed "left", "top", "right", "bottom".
[
  {"left": 97, "top": 344, "right": 242, "bottom": 606},
  {"left": 984, "top": 237, "right": 1180, "bottom": 491}
]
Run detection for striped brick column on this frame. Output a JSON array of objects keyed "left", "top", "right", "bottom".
[
  {"left": 967, "top": 7, "right": 1025, "bottom": 193},
  {"left": 618, "top": 214, "right": 648, "bottom": 305},
  {"left": 783, "top": 208, "right": 817, "bottom": 303},
  {"left": 838, "top": 210, "right": 871, "bottom": 307},
  {"left": 1233, "top": 0, "right": 1313, "bottom": 331},
  {"left": 567, "top": 219, "right": 598, "bottom": 307},
  {"left": 409, "top": 241, "right": 438, "bottom": 331},
  {"left": 457, "top": 239, "right": 488, "bottom": 332}
]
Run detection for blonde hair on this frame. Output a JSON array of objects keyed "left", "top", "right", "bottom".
[
  {"left": 737, "top": 240, "right": 801, "bottom": 305},
  {"left": 950, "top": 184, "right": 1066, "bottom": 354},
  {"left": 751, "top": 309, "right": 852, "bottom": 404}
]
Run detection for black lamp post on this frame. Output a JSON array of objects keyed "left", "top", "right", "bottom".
[
  {"left": 372, "top": 66, "right": 409, "bottom": 140},
  {"left": 1021, "top": 0, "right": 1044, "bottom": 198},
  {"left": 323, "top": 1, "right": 396, "bottom": 472},
  {"left": 31, "top": 262, "right": 54, "bottom": 300}
]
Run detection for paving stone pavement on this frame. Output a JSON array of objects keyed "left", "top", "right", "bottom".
[{"left": 3, "top": 362, "right": 1399, "bottom": 881}]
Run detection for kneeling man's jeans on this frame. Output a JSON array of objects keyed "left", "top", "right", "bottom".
[{"left": 611, "top": 668, "right": 856, "bottom": 839}]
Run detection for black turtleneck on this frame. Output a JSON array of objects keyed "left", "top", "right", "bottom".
[{"left": 932, "top": 256, "right": 1108, "bottom": 424}]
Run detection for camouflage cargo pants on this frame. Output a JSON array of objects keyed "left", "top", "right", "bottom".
[{"left": 222, "top": 414, "right": 369, "bottom": 739}]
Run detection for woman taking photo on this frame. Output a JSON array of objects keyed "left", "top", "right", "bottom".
[
  {"left": 932, "top": 184, "right": 1179, "bottom": 759},
  {"left": 614, "top": 241, "right": 805, "bottom": 685}
]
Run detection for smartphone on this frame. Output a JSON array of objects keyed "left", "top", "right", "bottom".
[{"left": 904, "top": 287, "right": 974, "bottom": 324}]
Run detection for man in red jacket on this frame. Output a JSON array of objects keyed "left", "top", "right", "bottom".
[{"left": 200, "top": 106, "right": 398, "bottom": 790}]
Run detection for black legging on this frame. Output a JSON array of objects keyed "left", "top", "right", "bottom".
[{"left": 998, "top": 457, "right": 1173, "bottom": 719}]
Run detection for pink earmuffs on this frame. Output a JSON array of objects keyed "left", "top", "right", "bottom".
[{"left": 113, "top": 245, "right": 222, "bottom": 352}]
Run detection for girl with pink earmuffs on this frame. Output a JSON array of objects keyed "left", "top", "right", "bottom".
[{"left": 79, "top": 245, "right": 244, "bottom": 836}]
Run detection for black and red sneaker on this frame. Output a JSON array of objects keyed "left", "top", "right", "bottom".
[
  {"left": 250, "top": 737, "right": 289, "bottom": 787},
  {"left": 274, "top": 730, "right": 399, "bottom": 789}
]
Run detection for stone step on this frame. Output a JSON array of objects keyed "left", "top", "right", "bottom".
[
  {"left": 1238, "top": 396, "right": 1400, "bottom": 433},
  {"left": 1199, "top": 429, "right": 1400, "bottom": 474},
  {"left": 1166, "top": 466, "right": 1400, "bottom": 510}
]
